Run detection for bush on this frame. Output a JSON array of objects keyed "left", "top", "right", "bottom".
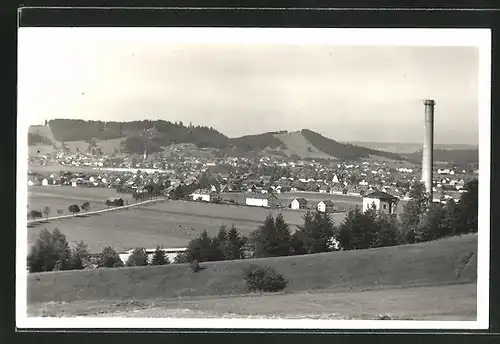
[
  {"left": 244, "top": 265, "right": 288, "bottom": 292},
  {"left": 190, "top": 260, "right": 202, "bottom": 273}
]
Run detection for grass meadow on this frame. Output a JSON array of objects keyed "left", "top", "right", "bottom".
[
  {"left": 27, "top": 234, "right": 477, "bottom": 319},
  {"left": 27, "top": 186, "right": 347, "bottom": 253}
]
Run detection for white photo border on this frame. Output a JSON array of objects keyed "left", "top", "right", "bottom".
[{"left": 16, "top": 27, "right": 491, "bottom": 330}]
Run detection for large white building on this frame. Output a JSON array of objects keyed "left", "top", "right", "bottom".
[
  {"left": 362, "top": 191, "right": 398, "bottom": 214},
  {"left": 119, "top": 247, "right": 187, "bottom": 265},
  {"left": 246, "top": 197, "right": 269, "bottom": 207},
  {"left": 191, "top": 189, "right": 218, "bottom": 202}
]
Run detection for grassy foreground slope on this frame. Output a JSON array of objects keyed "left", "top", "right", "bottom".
[{"left": 28, "top": 234, "right": 477, "bottom": 304}]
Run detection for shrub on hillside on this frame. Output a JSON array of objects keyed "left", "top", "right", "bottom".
[
  {"left": 68, "top": 204, "right": 80, "bottom": 215},
  {"left": 27, "top": 228, "right": 72, "bottom": 272},
  {"left": 100, "top": 246, "right": 124, "bottom": 268},
  {"left": 244, "top": 265, "right": 288, "bottom": 292},
  {"left": 126, "top": 248, "right": 149, "bottom": 267},
  {"left": 190, "top": 260, "right": 202, "bottom": 273}
]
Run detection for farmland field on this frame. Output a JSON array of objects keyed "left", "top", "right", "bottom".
[
  {"left": 26, "top": 186, "right": 347, "bottom": 253},
  {"left": 28, "top": 186, "right": 134, "bottom": 215}
]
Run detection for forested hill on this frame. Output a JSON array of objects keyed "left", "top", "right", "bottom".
[
  {"left": 301, "top": 129, "right": 404, "bottom": 160},
  {"left": 43, "top": 119, "right": 404, "bottom": 160}
]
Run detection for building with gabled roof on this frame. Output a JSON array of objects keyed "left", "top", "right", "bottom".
[
  {"left": 317, "top": 200, "right": 335, "bottom": 213},
  {"left": 362, "top": 191, "right": 398, "bottom": 214}
]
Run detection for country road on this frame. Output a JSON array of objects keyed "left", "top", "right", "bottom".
[{"left": 27, "top": 197, "right": 167, "bottom": 224}]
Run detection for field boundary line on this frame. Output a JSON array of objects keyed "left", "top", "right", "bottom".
[{"left": 27, "top": 197, "right": 167, "bottom": 224}]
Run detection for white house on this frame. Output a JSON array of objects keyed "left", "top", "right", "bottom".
[
  {"left": 41, "top": 178, "right": 48, "bottom": 186},
  {"left": 332, "top": 175, "right": 340, "bottom": 183},
  {"left": 317, "top": 200, "right": 335, "bottom": 213},
  {"left": 290, "top": 198, "right": 307, "bottom": 210},
  {"left": 191, "top": 189, "right": 219, "bottom": 202},
  {"left": 246, "top": 197, "right": 269, "bottom": 207},
  {"left": 119, "top": 247, "right": 187, "bottom": 265},
  {"left": 362, "top": 191, "right": 398, "bottom": 214}
]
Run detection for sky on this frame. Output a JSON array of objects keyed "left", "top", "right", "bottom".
[{"left": 18, "top": 28, "right": 483, "bottom": 145}]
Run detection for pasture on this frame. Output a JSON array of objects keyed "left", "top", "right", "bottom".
[
  {"left": 28, "top": 186, "right": 134, "bottom": 215},
  {"left": 26, "top": 187, "right": 347, "bottom": 253},
  {"left": 28, "top": 234, "right": 478, "bottom": 319}
]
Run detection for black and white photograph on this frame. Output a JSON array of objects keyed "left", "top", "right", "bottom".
[{"left": 16, "top": 27, "right": 491, "bottom": 330}]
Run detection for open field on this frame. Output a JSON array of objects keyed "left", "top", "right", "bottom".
[
  {"left": 274, "top": 131, "right": 334, "bottom": 160},
  {"left": 28, "top": 186, "right": 134, "bottom": 215},
  {"left": 27, "top": 234, "right": 477, "bottom": 319},
  {"left": 27, "top": 186, "right": 346, "bottom": 253},
  {"left": 28, "top": 164, "right": 118, "bottom": 175}
]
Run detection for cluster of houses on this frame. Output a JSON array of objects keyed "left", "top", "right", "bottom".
[{"left": 28, "top": 146, "right": 474, "bottom": 206}]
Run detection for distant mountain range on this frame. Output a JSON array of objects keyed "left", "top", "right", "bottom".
[
  {"left": 349, "top": 141, "right": 478, "bottom": 154},
  {"left": 27, "top": 119, "right": 478, "bottom": 165}
]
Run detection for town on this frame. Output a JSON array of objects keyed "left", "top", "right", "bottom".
[{"left": 28, "top": 145, "right": 477, "bottom": 213}]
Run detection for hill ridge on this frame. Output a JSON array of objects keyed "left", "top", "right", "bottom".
[{"left": 29, "top": 119, "right": 407, "bottom": 161}]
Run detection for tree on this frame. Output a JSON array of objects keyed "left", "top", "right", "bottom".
[
  {"left": 371, "top": 213, "right": 401, "bottom": 248},
  {"left": 416, "top": 202, "right": 449, "bottom": 242},
  {"left": 297, "top": 211, "right": 336, "bottom": 254},
  {"left": 399, "top": 181, "right": 429, "bottom": 244},
  {"left": 28, "top": 210, "right": 43, "bottom": 220},
  {"left": 42, "top": 206, "right": 51, "bottom": 219},
  {"left": 215, "top": 225, "right": 229, "bottom": 259},
  {"left": 81, "top": 201, "right": 90, "bottom": 212},
  {"left": 100, "top": 246, "right": 124, "bottom": 268},
  {"left": 457, "top": 179, "right": 478, "bottom": 234},
  {"left": 69, "top": 241, "right": 89, "bottom": 270},
  {"left": 443, "top": 199, "right": 461, "bottom": 236},
  {"left": 185, "top": 230, "right": 219, "bottom": 262},
  {"left": 27, "top": 228, "right": 72, "bottom": 272},
  {"left": 151, "top": 245, "right": 170, "bottom": 265},
  {"left": 225, "top": 224, "right": 247, "bottom": 260},
  {"left": 249, "top": 214, "right": 292, "bottom": 258},
  {"left": 336, "top": 207, "right": 379, "bottom": 250},
  {"left": 126, "top": 248, "right": 149, "bottom": 267},
  {"left": 68, "top": 204, "right": 80, "bottom": 216}
]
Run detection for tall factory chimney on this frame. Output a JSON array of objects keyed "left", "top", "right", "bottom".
[{"left": 422, "top": 99, "right": 435, "bottom": 202}]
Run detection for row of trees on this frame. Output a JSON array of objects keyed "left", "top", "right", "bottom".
[
  {"left": 177, "top": 179, "right": 478, "bottom": 263},
  {"left": 27, "top": 228, "right": 172, "bottom": 272},
  {"left": 28, "top": 202, "right": 91, "bottom": 220},
  {"left": 28, "top": 179, "right": 478, "bottom": 272},
  {"left": 27, "top": 229, "right": 90, "bottom": 272}
]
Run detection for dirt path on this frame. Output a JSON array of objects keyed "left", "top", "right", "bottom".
[{"left": 29, "top": 283, "right": 477, "bottom": 321}]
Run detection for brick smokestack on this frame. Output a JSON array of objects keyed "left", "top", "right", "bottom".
[{"left": 422, "top": 99, "right": 435, "bottom": 202}]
